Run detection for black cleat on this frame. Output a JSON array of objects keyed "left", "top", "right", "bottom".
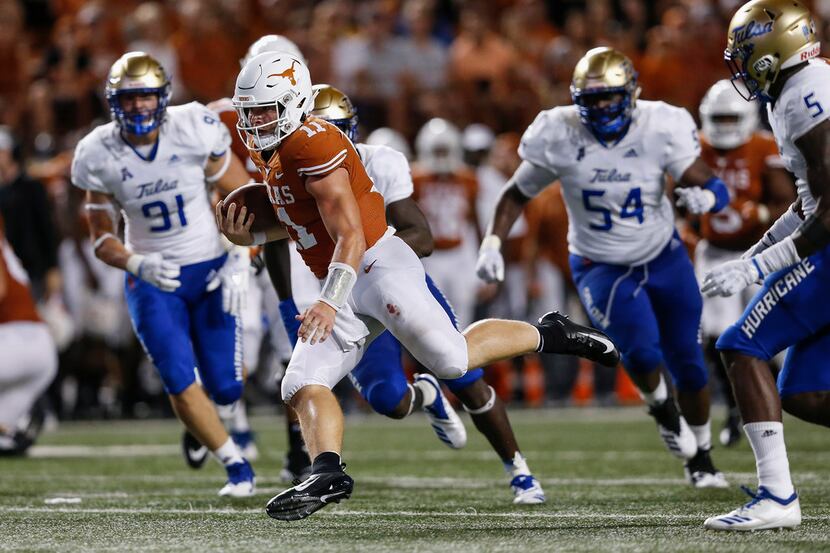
[
  {"left": 685, "top": 448, "right": 729, "bottom": 488},
  {"left": 266, "top": 467, "right": 354, "bottom": 521},
  {"left": 280, "top": 449, "right": 313, "bottom": 483},
  {"left": 647, "top": 398, "right": 697, "bottom": 459},
  {"left": 536, "top": 311, "right": 620, "bottom": 367},
  {"left": 182, "top": 430, "right": 209, "bottom": 469}
]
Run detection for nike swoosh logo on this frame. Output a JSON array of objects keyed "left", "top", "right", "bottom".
[
  {"left": 293, "top": 474, "right": 321, "bottom": 491},
  {"left": 585, "top": 332, "right": 615, "bottom": 354},
  {"left": 364, "top": 260, "right": 377, "bottom": 273}
]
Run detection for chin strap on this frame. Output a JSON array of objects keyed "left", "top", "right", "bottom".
[{"left": 463, "top": 385, "right": 497, "bottom": 415}]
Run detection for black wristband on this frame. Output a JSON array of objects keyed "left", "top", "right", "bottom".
[{"left": 797, "top": 215, "right": 830, "bottom": 249}]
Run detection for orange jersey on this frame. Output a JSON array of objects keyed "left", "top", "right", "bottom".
[
  {"left": 0, "top": 230, "right": 40, "bottom": 324},
  {"left": 250, "top": 117, "right": 387, "bottom": 279},
  {"left": 523, "top": 183, "right": 571, "bottom": 278},
  {"left": 209, "top": 97, "right": 261, "bottom": 180},
  {"left": 699, "top": 132, "right": 783, "bottom": 250},
  {"left": 411, "top": 167, "right": 477, "bottom": 250}
]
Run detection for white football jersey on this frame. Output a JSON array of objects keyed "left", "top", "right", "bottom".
[
  {"left": 518, "top": 100, "right": 700, "bottom": 265},
  {"left": 766, "top": 59, "right": 830, "bottom": 218},
  {"left": 356, "top": 143, "right": 413, "bottom": 206},
  {"left": 71, "top": 102, "right": 231, "bottom": 266}
]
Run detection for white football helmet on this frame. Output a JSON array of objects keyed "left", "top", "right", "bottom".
[
  {"left": 365, "top": 127, "right": 412, "bottom": 160},
  {"left": 233, "top": 52, "right": 315, "bottom": 151},
  {"left": 241, "top": 34, "right": 306, "bottom": 67},
  {"left": 415, "top": 118, "right": 463, "bottom": 174},
  {"left": 700, "top": 79, "right": 760, "bottom": 150}
]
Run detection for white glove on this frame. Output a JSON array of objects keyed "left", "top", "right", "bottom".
[
  {"left": 208, "top": 246, "right": 250, "bottom": 315},
  {"left": 675, "top": 186, "right": 716, "bottom": 214},
  {"left": 127, "top": 252, "right": 181, "bottom": 292},
  {"left": 701, "top": 258, "right": 761, "bottom": 298},
  {"left": 476, "top": 235, "right": 505, "bottom": 283}
]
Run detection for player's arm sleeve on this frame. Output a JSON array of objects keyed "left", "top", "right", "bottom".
[
  {"left": 517, "top": 111, "right": 560, "bottom": 197},
  {"left": 375, "top": 148, "right": 413, "bottom": 204},
  {"left": 294, "top": 130, "right": 349, "bottom": 180},
  {"left": 70, "top": 140, "right": 110, "bottom": 193},
  {"left": 662, "top": 107, "right": 702, "bottom": 181},
  {"left": 787, "top": 71, "right": 830, "bottom": 141}
]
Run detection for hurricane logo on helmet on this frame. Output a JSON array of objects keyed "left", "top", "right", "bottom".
[
  {"left": 570, "top": 47, "right": 641, "bottom": 146},
  {"left": 724, "top": 0, "right": 819, "bottom": 101},
  {"left": 309, "top": 84, "right": 359, "bottom": 141},
  {"left": 106, "top": 51, "right": 171, "bottom": 135},
  {"left": 233, "top": 53, "right": 315, "bottom": 151}
]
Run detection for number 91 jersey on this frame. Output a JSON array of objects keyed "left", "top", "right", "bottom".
[
  {"left": 71, "top": 102, "right": 229, "bottom": 266},
  {"left": 518, "top": 100, "right": 700, "bottom": 266}
]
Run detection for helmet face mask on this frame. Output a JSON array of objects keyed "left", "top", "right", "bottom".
[
  {"left": 106, "top": 52, "right": 171, "bottom": 136},
  {"left": 724, "top": 0, "right": 819, "bottom": 102},
  {"left": 570, "top": 47, "right": 640, "bottom": 145},
  {"left": 233, "top": 53, "right": 314, "bottom": 151}
]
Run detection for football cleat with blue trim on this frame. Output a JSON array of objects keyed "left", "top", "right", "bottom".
[
  {"left": 415, "top": 373, "right": 467, "bottom": 449},
  {"left": 266, "top": 467, "right": 354, "bottom": 521},
  {"left": 218, "top": 459, "right": 256, "bottom": 497},
  {"left": 510, "top": 474, "right": 546, "bottom": 505},
  {"left": 704, "top": 486, "right": 800, "bottom": 531}
]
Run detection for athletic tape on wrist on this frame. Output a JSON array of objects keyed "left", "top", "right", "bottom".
[
  {"left": 126, "top": 254, "right": 144, "bottom": 277},
  {"left": 318, "top": 262, "right": 357, "bottom": 311},
  {"left": 463, "top": 385, "right": 497, "bottom": 415},
  {"left": 480, "top": 235, "right": 501, "bottom": 252},
  {"left": 757, "top": 236, "right": 800, "bottom": 275}
]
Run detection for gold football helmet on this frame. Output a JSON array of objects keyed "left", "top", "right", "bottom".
[
  {"left": 570, "top": 47, "right": 641, "bottom": 144},
  {"left": 310, "top": 84, "right": 358, "bottom": 141},
  {"left": 724, "top": 0, "right": 819, "bottom": 101},
  {"left": 105, "top": 51, "right": 171, "bottom": 135}
]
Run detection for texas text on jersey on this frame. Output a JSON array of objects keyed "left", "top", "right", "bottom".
[{"left": 248, "top": 116, "right": 387, "bottom": 278}]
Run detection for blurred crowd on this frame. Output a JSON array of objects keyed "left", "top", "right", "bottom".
[{"left": 2, "top": 0, "right": 826, "bottom": 420}]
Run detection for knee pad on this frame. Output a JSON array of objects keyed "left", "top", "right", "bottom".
[
  {"left": 211, "top": 381, "right": 243, "bottom": 406},
  {"left": 621, "top": 346, "right": 663, "bottom": 375},
  {"left": 364, "top": 379, "right": 408, "bottom": 416},
  {"left": 280, "top": 368, "right": 332, "bottom": 403},
  {"left": 670, "top": 361, "right": 708, "bottom": 392},
  {"left": 419, "top": 331, "right": 468, "bottom": 380},
  {"left": 443, "top": 367, "right": 484, "bottom": 393}
]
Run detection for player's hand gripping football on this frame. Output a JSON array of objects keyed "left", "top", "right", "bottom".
[
  {"left": 476, "top": 235, "right": 505, "bottom": 283},
  {"left": 297, "top": 301, "right": 337, "bottom": 345},
  {"left": 675, "top": 186, "right": 716, "bottom": 214},
  {"left": 701, "top": 258, "right": 761, "bottom": 298},
  {"left": 215, "top": 200, "right": 255, "bottom": 246}
]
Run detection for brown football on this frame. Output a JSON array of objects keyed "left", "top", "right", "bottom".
[{"left": 221, "top": 182, "right": 279, "bottom": 234}]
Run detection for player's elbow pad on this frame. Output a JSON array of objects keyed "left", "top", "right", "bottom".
[{"left": 703, "top": 176, "right": 730, "bottom": 213}]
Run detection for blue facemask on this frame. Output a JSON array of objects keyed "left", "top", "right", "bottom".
[
  {"left": 107, "top": 85, "right": 171, "bottom": 135},
  {"left": 572, "top": 87, "right": 635, "bottom": 145}
]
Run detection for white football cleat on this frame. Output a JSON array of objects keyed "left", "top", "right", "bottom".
[
  {"left": 510, "top": 474, "right": 546, "bottom": 505},
  {"left": 218, "top": 460, "right": 256, "bottom": 497},
  {"left": 647, "top": 398, "right": 697, "bottom": 459},
  {"left": 704, "top": 486, "right": 800, "bottom": 531},
  {"left": 415, "top": 373, "right": 467, "bottom": 449}
]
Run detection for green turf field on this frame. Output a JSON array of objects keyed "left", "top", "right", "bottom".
[{"left": 1, "top": 408, "right": 829, "bottom": 552}]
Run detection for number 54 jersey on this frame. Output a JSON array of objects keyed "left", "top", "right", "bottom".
[
  {"left": 70, "top": 102, "right": 230, "bottom": 266},
  {"left": 518, "top": 100, "right": 700, "bottom": 266}
]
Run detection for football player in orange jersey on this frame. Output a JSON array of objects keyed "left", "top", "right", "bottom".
[
  {"left": 206, "top": 35, "right": 312, "bottom": 481},
  {"left": 412, "top": 118, "right": 481, "bottom": 327},
  {"left": 216, "top": 52, "right": 620, "bottom": 521},
  {"left": 696, "top": 80, "right": 796, "bottom": 446},
  {"left": 0, "top": 217, "right": 57, "bottom": 454}
]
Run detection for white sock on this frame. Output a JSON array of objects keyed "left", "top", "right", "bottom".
[
  {"left": 413, "top": 378, "right": 438, "bottom": 408},
  {"left": 689, "top": 420, "right": 711, "bottom": 451},
  {"left": 640, "top": 373, "right": 668, "bottom": 406},
  {"left": 212, "top": 437, "right": 244, "bottom": 466},
  {"left": 231, "top": 400, "right": 250, "bottom": 434},
  {"left": 504, "top": 451, "right": 531, "bottom": 478},
  {"left": 744, "top": 421, "right": 795, "bottom": 498}
]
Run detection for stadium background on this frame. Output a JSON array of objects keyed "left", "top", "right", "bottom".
[{"left": 1, "top": 0, "right": 826, "bottom": 420}]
